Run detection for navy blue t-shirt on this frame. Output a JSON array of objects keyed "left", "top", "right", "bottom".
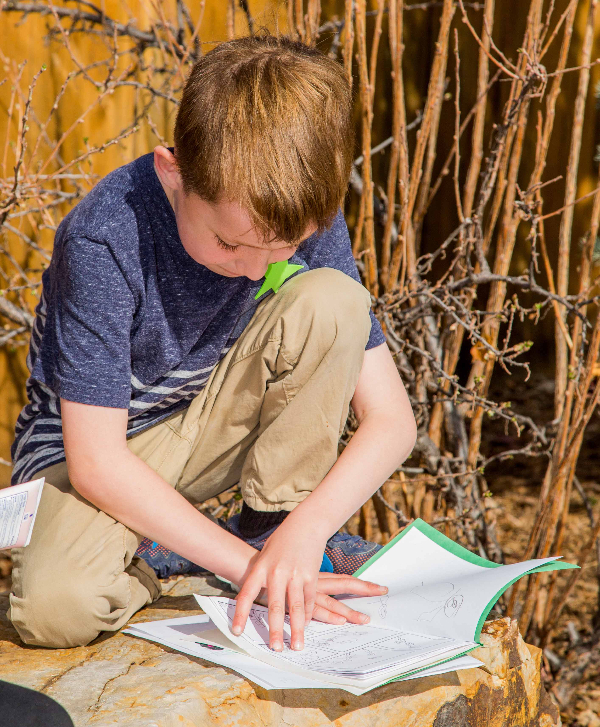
[{"left": 11, "top": 153, "right": 386, "bottom": 484}]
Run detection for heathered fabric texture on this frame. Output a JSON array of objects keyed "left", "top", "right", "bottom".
[{"left": 11, "top": 152, "right": 386, "bottom": 485}]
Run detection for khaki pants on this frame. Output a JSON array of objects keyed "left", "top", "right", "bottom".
[{"left": 9, "top": 269, "right": 372, "bottom": 648}]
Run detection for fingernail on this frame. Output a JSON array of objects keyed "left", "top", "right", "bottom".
[
  {"left": 292, "top": 640, "right": 303, "bottom": 650},
  {"left": 271, "top": 641, "right": 283, "bottom": 651},
  {"left": 379, "top": 586, "right": 388, "bottom": 593},
  {"left": 232, "top": 625, "right": 242, "bottom": 635},
  {"left": 361, "top": 614, "right": 370, "bottom": 623}
]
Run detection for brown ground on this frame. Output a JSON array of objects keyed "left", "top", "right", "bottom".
[{"left": 0, "top": 374, "right": 598, "bottom": 724}]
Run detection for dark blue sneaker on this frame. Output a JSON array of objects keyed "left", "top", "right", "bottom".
[
  {"left": 226, "top": 515, "right": 380, "bottom": 575},
  {"left": 324, "top": 532, "right": 382, "bottom": 575},
  {"left": 134, "top": 538, "right": 208, "bottom": 579}
]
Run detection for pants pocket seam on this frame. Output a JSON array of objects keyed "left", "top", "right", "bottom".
[
  {"left": 165, "top": 421, "right": 192, "bottom": 443},
  {"left": 230, "top": 335, "right": 281, "bottom": 367},
  {"left": 155, "top": 435, "right": 191, "bottom": 475}
]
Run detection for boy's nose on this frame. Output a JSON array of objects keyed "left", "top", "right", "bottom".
[
  {"left": 241, "top": 245, "right": 295, "bottom": 281},
  {"left": 244, "top": 266, "right": 269, "bottom": 281},
  {"left": 242, "top": 254, "right": 270, "bottom": 281}
]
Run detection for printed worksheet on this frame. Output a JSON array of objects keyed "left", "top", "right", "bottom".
[
  {"left": 197, "top": 595, "right": 474, "bottom": 689},
  {"left": 127, "top": 518, "right": 576, "bottom": 694},
  {"left": 208, "top": 597, "right": 460, "bottom": 677},
  {"left": 195, "top": 520, "right": 576, "bottom": 690},
  {"left": 124, "top": 614, "right": 484, "bottom": 695},
  {"left": 0, "top": 478, "right": 45, "bottom": 549}
]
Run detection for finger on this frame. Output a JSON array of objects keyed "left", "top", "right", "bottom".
[
  {"left": 315, "top": 592, "right": 371, "bottom": 624},
  {"left": 311, "top": 596, "right": 348, "bottom": 625},
  {"left": 232, "top": 573, "right": 264, "bottom": 636},
  {"left": 303, "top": 578, "right": 317, "bottom": 627},
  {"left": 287, "top": 579, "right": 305, "bottom": 650},
  {"left": 316, "top": 575, "right": 388, "bottom": 597},
  {"left": 255, "top": 587, "right": 268, "bottom": 608},
  {"left": 267, "top": 574, "right": 287, "bottom": 652}
]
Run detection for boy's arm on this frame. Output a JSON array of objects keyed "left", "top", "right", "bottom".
[
  {"left": 61, "top": 400, "right": 259, "bottom": 585},
  {"left": 286, "top": 341, "right": 417, "bottom": 533},
  {"left": 61, "top": 399, "right": 385, "bottom": 625},
  {"left": 233, "top": 342, "right": 417, "bottom": 646}
]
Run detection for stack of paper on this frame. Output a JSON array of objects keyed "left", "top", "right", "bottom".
[
  {"left": 125, "top": 518, "right": 576, "bottom": 693},
  {"left": 125, "top": 614, "right": 483, "bottom": 694}
]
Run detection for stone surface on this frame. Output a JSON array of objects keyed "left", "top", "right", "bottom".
[{"left": 0, "top": 576, "right": 561, "bottom": 726}]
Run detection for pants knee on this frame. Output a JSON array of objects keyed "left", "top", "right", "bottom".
[
  {"left": 9, "top": 574, "right": 106, "bottom": 648},
  {"left": 284, "top": 268, "right": 372, "bottom": 342}
]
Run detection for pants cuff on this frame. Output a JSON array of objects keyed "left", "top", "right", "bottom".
[{"left": 128, "top": 557, "right": 162, "bottom": 602}]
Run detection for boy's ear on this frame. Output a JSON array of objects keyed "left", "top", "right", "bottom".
[{"left": 154, "top": 145, "right": 183, "bottom": 191}]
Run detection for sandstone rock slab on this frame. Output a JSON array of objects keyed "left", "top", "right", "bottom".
[{"left": 0, "top": 576, "right": 561, "bottom": 726}]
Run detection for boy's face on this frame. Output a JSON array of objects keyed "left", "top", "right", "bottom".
[{"left": 153, "top": 146, "right": 316, "bottom": 281}]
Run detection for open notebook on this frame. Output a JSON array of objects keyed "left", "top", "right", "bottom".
[{"left": 125, "top": 518, "right": 576, "bottom": 693}]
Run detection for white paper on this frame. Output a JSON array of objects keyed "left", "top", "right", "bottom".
[
  {"left": 124, "top": 614, "right": 483, "bottom": 695},
  {"left": 344, "top": 527, "right": 562, "bottom": 641},
  {"left": 196, "top": 595, "right": 475, "bottom": 690},
  {"left": 0, "top": 478, "right": 45, "bottom": 549},
  {"left": 125, "top": 617, "right": 306, "bottom": 691},
  {"left": 124, "top": 519, "right": 570, "bottom": 694}
]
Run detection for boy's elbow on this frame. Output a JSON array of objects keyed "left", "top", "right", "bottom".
[
  {"left": 393, "top": 414, "right": 417, "bottom": 465},
  {"left": 66, "top": 458, "right": 104, "bottom": 502},
  {"left": 66, "top": 448, "right": 128, "bottom": 504}
]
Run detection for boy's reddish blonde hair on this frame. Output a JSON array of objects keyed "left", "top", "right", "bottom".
[{"left": 174, "top": 34, "right": 354, "bottom": 244}]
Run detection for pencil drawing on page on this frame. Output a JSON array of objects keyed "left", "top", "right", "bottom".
[
  {"left": 378, "top": 595, "right": 389, "bottom": 619},
  {"left": 411, "top": 581, "right": 464, "bottom": 622}
]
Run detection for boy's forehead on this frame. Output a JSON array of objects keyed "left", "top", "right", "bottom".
[
  {"left": 215, "top": 202, "right": 278, "bottom": 247},
  {"left": 195, "top": 195, "right": 316, "bottom": 248}
]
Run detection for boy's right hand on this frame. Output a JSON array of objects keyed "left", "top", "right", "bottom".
[
  {"left": 231, "top": 525, "right": 388, "bottom": 651},
  {"left": 234, "top": 571, "right": 388, "bottom": 649},
  {"left": 247, "top": 572, "right": 387, "bottom": 629}
]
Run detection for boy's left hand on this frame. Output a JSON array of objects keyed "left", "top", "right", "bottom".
[{"left": 231, "top": 521, "right": 387, "bottom": 651}]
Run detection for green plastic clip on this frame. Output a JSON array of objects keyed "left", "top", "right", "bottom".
[{"left": 254, "top": 261, "right": 304, "bottom": 300}]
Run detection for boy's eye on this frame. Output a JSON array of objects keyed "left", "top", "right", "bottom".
[{"left": 215, "top": 235, "right": 239, "bottom": 252}]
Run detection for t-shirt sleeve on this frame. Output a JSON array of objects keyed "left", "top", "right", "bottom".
[
  {"left": 32, "top": 237, "right": 135, "bottom": 408},
  {"left": 298, "top": 210, "right": 387, "bottom": 350}
]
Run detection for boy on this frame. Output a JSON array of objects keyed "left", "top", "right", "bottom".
[{"left": 8, "top": 34, "right": 417, "bottom": 652}]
